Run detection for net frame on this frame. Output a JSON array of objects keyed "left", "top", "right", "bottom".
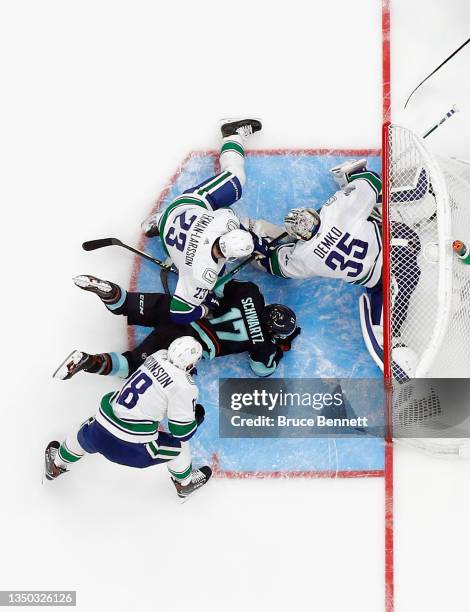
[{"left": 382, "top": 122, "right": 470, "bottom": 457}]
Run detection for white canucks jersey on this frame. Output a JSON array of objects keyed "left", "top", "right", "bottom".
[
  {"left": 269, "top": 177, "right": 382, "bottom": 288},
  {"left": 96, "top": 350, "right": 198, "bottom": 443},
  {"left": 156, "top": 195, "right": 240, "bottom": 318}
]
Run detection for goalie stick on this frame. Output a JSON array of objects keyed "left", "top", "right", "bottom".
[{"left": 404, "top": 37, "right": 470, "bottom": 108}]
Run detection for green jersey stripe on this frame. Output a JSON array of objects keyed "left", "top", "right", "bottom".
[
  {"left": 349, "top": 171, "right": 382, "bottom": 197},
  {"left": 158, "top": 197, "right": 211, "bottom": 255},
  {"left": 147, "top": 441, "right": 159, "bottom": 458},
  {"left": 100, "top": 393, "right": 159, "bottom": 434},
  {"left": 269, "top": 248, "right": 289, "bottom": 278},
  {"left": 197, "top": 171, "right": 231, "bottom": 195},
  {"left": 157, "top": 448, "right": 180, "bottom": 457},
  {"left": 168, "top": 419, "right": 197, "bottom": 438},
  {"left": 170, "top": 296, "right": 196, "bottom": 313}
]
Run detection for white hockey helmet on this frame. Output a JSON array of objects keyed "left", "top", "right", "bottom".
[
  {"left": 167, "top": 336, "right": 203, "bottom": 371},
  {"left": 218, "top": 229, "right": 254, "bottom": 261}
]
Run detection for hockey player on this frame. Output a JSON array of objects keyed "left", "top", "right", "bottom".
[
  {"left": 45, "top": 337, "right": 212, "bottom": 501},
  {"left": 252, "top": 160, "right": 420, "bottom": 379},
  {"left": 53, "top": 274, "right": 300, "bottom": 380},
  {"left": 141, "top": 118, "right": 262, "bottom": 324}
]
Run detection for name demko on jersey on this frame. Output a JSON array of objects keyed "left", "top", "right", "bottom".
[
  {"left": 270, "top": 175, "right": 383, "bottom": 289},
  {"left": 156, "top": 195, "right": 241, "bottom": 317},
  {"left": 96, "top": 350, "right": 198, "bottom": 446}
]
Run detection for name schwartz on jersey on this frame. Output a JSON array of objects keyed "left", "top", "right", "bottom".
[{"left": 241, "top": 297, "right": 265, "bottom": 344}]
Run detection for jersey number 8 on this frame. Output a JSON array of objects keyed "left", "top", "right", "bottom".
[{"left": 117, "top": 371, "right": 153, "bottom": 409}]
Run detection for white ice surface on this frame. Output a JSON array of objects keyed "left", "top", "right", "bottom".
[
  {"left": 391, "top": 2, "right": 470, "bottom": 611},
  {"left": 1, "top": 0, "right": 470, "bottom": 610}
]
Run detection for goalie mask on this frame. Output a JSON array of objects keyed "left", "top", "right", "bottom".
[
  {"left": 284, "top": 207, "right": 321, "bottom": 241},
  {"left": 261, "top": 304, "right": 296, "bottom": 339}
]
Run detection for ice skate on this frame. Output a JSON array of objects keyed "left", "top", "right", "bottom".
[
  {"left": 44, "top": 441, "right": 67, "bottom": 481},
  {"left": 172, "top": 466, "right": 212, "bottom": 501},
  {"left": 73, "top": 275, "right": 118, "bottom": 300},
  {"left": 53, "top": 350, "right": 94, "bottom": 380},
  {"left": 220, "top": 118, "right": 262, "bottom": 139},
  {"left": 141, "top": 212, "right": 161, "bottom": 238}
]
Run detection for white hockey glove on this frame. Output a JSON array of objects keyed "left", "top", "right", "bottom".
[
  {"left": 330, "top": 158, "right": 367, "bottom": 188},
  {"left": 284, "top": 207, "right": 320, "bottom": 241}
]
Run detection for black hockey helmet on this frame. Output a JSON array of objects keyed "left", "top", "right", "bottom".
[{"left": 261, "top": 304, "right": 296, "bottom": 339}]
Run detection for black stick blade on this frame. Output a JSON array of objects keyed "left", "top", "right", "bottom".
[{"left": 82, "top": 238, "right": 120, "bottom": 251}]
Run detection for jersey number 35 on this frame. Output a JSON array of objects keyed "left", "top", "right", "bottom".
[{"left": 325, "top": 233, "right": 368, "bottom": 278}]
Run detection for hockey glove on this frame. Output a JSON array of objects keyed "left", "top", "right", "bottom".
[
  {"left": 203, "top": 292, "right": 220, "bottom": 311},
  {"left": 250, "top": 231, "right": 271, "bottom": 257},
  {"left": 195, "top": 403, "right": 205, "bottom": 426},
  {"left": 276, "top": 326, "right": 301, "bottom": 352}
]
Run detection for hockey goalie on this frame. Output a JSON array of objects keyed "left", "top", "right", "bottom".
[{"left": 253, "top": 159, "right": 421, "bottom": 380}]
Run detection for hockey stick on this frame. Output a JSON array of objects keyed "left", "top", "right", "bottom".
[
  {"left": 160, "top": 257, "right": 174, "bottom": 295},
  {"left": 422, "top": 105, "right": 459, "bottom": 138},
  {"left": 404, "top": 36, "right": 470, "bottom": 108},
  {"left": 214, "top": 231, "right": 289, "bottom": 289},
  {"left": 390, "top": 106, "right": 459, "bottom": 171},
  {"left": 82, "top": 237, "right": 175, "bottom": 271}
]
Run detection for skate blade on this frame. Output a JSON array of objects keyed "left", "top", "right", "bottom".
[
  {"left": 219, "top": 117, "right": 262, "bottom": 129},
  {"left": 52, "top": 350, "right": 83, "bottom": 380},
  {"left": 73, "top": 275, "right": 112, "bottom": 293},
  {"left": 177, "top": 478, "right": 212, "bottom": 504}
]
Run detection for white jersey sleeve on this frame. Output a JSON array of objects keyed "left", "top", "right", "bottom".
[
  {"left": 166, "top": 373, "right": 199, "bottom": 442},
  {"left": 267, "top": 173, "right": 383, "bottom": 288}
]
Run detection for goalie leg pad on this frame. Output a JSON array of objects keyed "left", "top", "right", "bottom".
[{"left": 359, "top": 293, "right": 385, "bottom": 372}]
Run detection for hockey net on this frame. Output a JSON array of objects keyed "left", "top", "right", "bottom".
[{"left": 382, "top": 123, "right": 470, "bottom": 456}]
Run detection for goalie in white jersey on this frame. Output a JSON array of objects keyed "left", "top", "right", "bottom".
[
  {"left": 254, "top": 160, "right": 420, "bottom": 379},
  {"left": 261, "top": 160, "right": 383, "bottom": 287},
  {"left": 44, "top": 337, "right": 212, "bottom": 500},
  {"left": 141, "top": 118, "right": 262, "bottom": 324}
]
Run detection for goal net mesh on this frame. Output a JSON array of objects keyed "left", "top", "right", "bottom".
[{"left": 383, "top": 124, "right": 470, "bottom": 456}]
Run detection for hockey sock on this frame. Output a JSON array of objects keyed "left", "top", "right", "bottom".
[
  {"left": 83, "top": 353, "right": 113, "bottom": 376},
  {"left": 103, "top": 286, "right": 127, "bottom": 312},
  {"left": 55, "top": 433, "right": 86, "bottom": 470},
  {"left": 167, "top": 442, "right": 192, "bottom": 486},
  {"left": 83, "top": 352, "right": 129, "bottom": 377},
  {"left": 220, "top": 134, "right": 246, "bottom": 186}
]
